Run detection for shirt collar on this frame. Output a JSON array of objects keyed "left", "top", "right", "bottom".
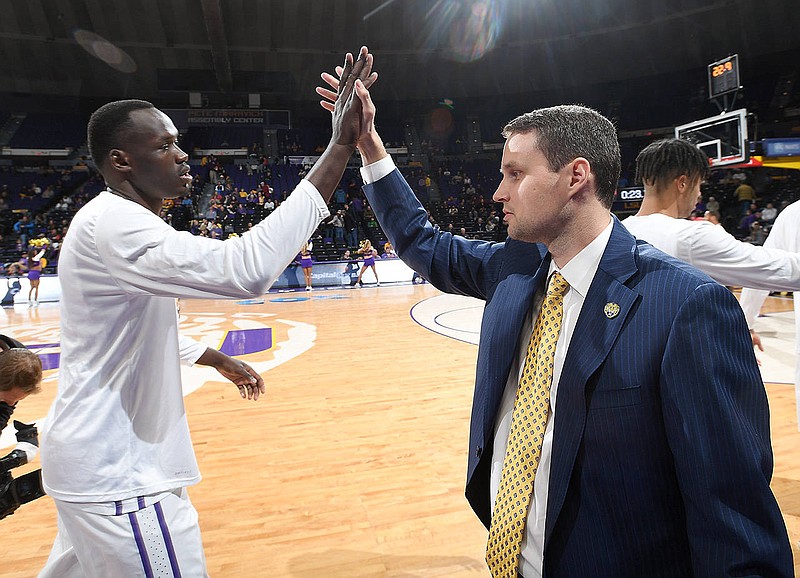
[{"left": 548, "top": 218, "right": 613, "bottom": 299}]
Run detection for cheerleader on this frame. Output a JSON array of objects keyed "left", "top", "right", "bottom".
[
  {"left": 26, "top": 248, "right": 45, "bottom": 307},
  {"left": 355, "top": 239, "right": 380, "bottom": 287},
  {"left": 299, "top": 241, "right": 313, "bottom": 291}
]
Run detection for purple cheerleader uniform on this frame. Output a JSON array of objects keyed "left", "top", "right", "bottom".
[{"left": 28, "top": 253, "right": 43, "bottom": 280}]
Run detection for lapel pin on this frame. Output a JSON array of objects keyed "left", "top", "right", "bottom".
[{"left": 604, "top": 302, "right": 620, "bottom": 319}]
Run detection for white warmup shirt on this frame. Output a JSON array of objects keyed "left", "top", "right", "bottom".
[
  {"left": 622, "top": 213, "right": 800, "bottom": 291},
  {"left": 42, "top": 182, "right": 329, "bottom": 503},
  {"left": 739, "top": 200, "right": 800, "bottom": 429}
]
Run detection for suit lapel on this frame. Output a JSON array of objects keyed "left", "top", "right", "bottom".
[
  {"left": 544, "top": 219, "right": 642, "bottom": 543},
  {"left": 474, "top": 241, "right": 549, "bottom": 447}
]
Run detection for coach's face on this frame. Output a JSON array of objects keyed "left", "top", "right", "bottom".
[
  {"left": 115, "top": 108, "right": 192, "bottom": 211},
  {"left": 493, "top": 131, "right": 572, "bottom": 245}
]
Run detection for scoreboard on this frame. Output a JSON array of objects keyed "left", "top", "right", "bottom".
[
  {"left": 708, "top": 54, "right": 740, "bottom": 99},
  {"left": 611, "top": 187, "right": 645, "bottom": 216}
]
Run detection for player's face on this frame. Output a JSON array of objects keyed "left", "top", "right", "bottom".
[
  {"left": 493, "top": 131, "right": 571, "bottom": 244},
  {"left": 122, "top": 108, "right": 192, "bottom": 204},
  {"left": 677, "top": 175, "right": 703, "bottom": 218}
]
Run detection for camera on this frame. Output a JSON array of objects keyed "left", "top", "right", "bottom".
[{"left": 0, "top": 419, "right": 46, "bottom": 520}]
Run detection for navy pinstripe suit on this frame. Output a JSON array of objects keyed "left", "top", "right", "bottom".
[{"left": 363, "top": 168, "right": 792, "bottom": 577}]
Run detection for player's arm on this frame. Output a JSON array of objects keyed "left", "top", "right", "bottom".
[
  {"left": 685, "top": 223, "right": 800, "bottom": 292},
  {"left": 97, "top": 48, "right": 378, "bottom": 300}
]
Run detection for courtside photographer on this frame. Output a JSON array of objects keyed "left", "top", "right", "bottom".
[{"left": 0, "top": 334, "right": 44, "bottom": 520}]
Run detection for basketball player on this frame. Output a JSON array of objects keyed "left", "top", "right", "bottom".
[
  {"left": 39, "top": 47, "right": 376, "bottom": 577},
  {"left": 622, "top": 138, "right": 800, "bottom": 294},
  {"left": 739, "top": 199, "right": 800, "bottom": 431}
]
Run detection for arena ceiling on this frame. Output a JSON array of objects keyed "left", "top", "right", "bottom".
[{"left": 0, "top": 0, "right": 798, "bottom": 117}]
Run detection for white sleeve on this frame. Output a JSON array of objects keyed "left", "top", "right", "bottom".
[
  {"left": 680, "top": 220, "right": 800, "bottom": 292},
  {"left": 360, "top": 155, "right": 396, "bottom": 185},
  {"left": 96, "top": 180, "right": 329, "bottom": 299},
  {"left": 738, "top": 206, "right": 800, "bottom": 327},
  {"left": 739, "top": 288, "right": 769, "bottom": 328},
  {"left": 178, "top": 333, "right": 208, "bottom": 366}
]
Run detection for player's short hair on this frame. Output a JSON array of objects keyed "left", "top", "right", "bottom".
[
  {"left": 635, "top": 138, "right": 709, "bottom": 190},
  {"left": 502, "top": 105, "right": 621, "bottom": 209},
  {"left": 87, "top": 99, "right": 155, "bottom": 171},
  {"left": 0, "top": 349, "right": 42, "bottom": 394}
]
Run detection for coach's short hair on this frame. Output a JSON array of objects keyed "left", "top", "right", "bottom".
[
  {"left": 87, "top": 99, "right": 155, "bottom": 171},
  {"left": 0, "top": 348, "right": 42, "bottom": 395},
  {"left": 502, "top": 105, "right": 621, "bottom": 209},
  {"left": 635, "top": 138, "right": 709, "bottom": 189}
]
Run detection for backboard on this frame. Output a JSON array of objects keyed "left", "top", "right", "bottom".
[{"left": 674, "top": 108, "right": 748, "bottom": 168}]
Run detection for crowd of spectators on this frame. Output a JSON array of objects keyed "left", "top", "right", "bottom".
[{"left": 2, "top": 125, "right": 800, "bottom": 279}]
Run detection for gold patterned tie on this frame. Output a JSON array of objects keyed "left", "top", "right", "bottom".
[{"left": 486, "top": 271, "right": 570, "bottom": 577}]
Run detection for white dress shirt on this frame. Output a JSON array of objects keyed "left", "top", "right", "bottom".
[{"left": 491, "top": 220, "right": 613, "bottom": 578}]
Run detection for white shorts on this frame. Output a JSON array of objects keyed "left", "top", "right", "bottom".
[{"left": 39, "top": 488, "right": 208, "bottom": 578}]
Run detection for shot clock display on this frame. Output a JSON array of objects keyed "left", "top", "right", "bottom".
[{"left": 708, "top": 54, "right": 740, "bottom": 99}]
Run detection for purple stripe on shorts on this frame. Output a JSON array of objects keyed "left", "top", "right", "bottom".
[
  {"left": 138, "top": 496, "right": 146, "bottom": 510},
  {"left": 154, "top": 500, "right": 182, "bottom": 578},
  {"left": 128, "top": 511, "right": 154, "bottom": 578},
  {"left": 115, "top": 501, "right": 122, "bottom": 516}
]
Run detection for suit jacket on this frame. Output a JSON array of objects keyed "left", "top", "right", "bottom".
[{"left": 363, "top": 169, "right": 792, "bottom": 578}]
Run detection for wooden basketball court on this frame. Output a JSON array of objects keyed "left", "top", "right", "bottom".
[{"left": 1, "top": 283, "right": 798, "bottom": 576}]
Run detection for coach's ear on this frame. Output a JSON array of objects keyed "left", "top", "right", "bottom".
[
  {"left": 566, "top": 157, "right": 591, "bottom": 198},
  {"left": 109, "top": 149, "right": 132, "bottom": 173}
]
